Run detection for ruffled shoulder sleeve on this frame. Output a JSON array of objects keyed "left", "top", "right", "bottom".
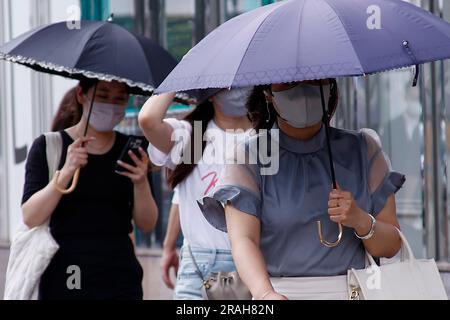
[
  {"left": 197, "top": 136, "right": 262, "bottom": 233},
  {"left": 361, "top": 128, "right": 406, "bottom": 215}
]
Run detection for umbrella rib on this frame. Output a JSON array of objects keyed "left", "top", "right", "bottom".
[
  {"left": 47, "top": 22, "right": 104, "bottom": 69},
  {"left": 64, "top": 23, "right": 155, "bottom": 92},
  {"left": 295, "top": 0, "right": 306, "bottom": 79},
  {"left": 2, "top": 23, "right": 54, "bottom": 55},
  {"left": 230, "top": 1, "right": 289, "bottom": 87},
  {"left": 133, "top": 34, "right": 156, "bottom": 87},
  {"left": 383, "top": 0, "right": 450, "bottom": 45},
  {"left": 72, "top": 22, "right": 106, "bottom": 71},
  {"left": 113, "top": 26, "right": 119, "bottom": 80},
  {"left": 0, "top": 21, "right": 177, "bottom": 96},
  {"left": 382, "top": 0, "right": 450, "bottom": 48},
  {"left": 321, "top": 0, "right": 365, "bottom": 74},
  {"left": 191, "top": 26, "right": 248, "bottom": 89}
]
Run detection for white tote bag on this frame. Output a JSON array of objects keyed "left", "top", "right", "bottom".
[
  {"left": 4, "top": 132, "right": 62, "bottom": 300},
  {"left": 347, "top": 228, "right": 448, "bottom": 300}
]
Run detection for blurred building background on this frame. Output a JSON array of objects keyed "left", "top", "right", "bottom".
[{"left": 0, "top": 0, "right": 449, "bottom": 299}]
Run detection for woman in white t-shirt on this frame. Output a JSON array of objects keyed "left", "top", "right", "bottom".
[{"left": 138, "top": 89, "right": 253, "bottom": 299}]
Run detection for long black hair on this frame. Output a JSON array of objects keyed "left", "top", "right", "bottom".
[
  {"left": 247, "top": 79, "right": 339, "bottom": 131},
  {"left": 167, "top": 100, "right": 215, "bottom": 189}
]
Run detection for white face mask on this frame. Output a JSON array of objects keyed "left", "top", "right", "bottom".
[
  {"left": 271, "top": 83, "right": 331, "bottom": 128},
  {"left": 214, "top": 87, "right": 252, "bottom": 117},
  {"left": 84, "top": 100, "right": 126, "bottom": 132}
]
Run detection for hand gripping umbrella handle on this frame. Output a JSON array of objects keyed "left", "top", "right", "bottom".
[
  {"left": 316, "top": 82, "right": 343, "bottom": 248},
  {"left": 54, "top": 168, "right": 80, "bottom": 195},
  {"left": 53, "top": 82, "right": 98, "bottom": 195}
]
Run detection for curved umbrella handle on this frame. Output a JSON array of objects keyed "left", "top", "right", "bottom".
[
  {"left": 54, "top": 168, "right": 80, "bottom": 195},
  {"left": 53, "top": 81, "right": 98, "bottom": 195},
  {"left": 316, "top": 221, "right": 343, "bottom": 248}
]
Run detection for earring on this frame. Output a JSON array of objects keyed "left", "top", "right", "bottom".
[{"left": 266, "top": 101, "right": 271, "bottom": 123}]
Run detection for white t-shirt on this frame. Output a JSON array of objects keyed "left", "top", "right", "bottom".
[{"left": 148, "top": 118, "right": 251, "bottom": 250}]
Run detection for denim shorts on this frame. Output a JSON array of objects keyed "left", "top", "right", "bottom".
[{"left": 174, "top": 245, "right": 236, "bottom": 300}]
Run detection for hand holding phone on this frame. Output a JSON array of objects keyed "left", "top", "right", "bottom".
[{"left": 115, "top": 136, "right": 150, "bottom": 174}]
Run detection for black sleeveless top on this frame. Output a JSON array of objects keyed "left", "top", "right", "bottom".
[{"left": 22, "top": 131, "right": 149, "bottom": 300}]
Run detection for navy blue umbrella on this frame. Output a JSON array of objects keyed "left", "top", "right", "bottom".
[
  {"left": 0, "top": 20, "right": 178, "bottom": 96},
  {"left": 0, "top": 19, "right": 182, "bottom": 193}
]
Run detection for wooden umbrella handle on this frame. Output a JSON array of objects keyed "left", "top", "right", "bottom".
[{"left": 54, "top": 168, "right": 80, "bottom": 195}]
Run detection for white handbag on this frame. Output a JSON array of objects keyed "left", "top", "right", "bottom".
[
  {"left": 4, "top": 132, "right": 62, "bottom": 300},
  {"left": 347, "top": 228, "right": 448, "bottom": 300}
]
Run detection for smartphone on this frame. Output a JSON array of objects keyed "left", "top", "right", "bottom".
[{"left": 115, "top": 136, "right": 149, "bottom": 173}]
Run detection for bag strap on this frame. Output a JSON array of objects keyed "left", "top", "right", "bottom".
[
  {"left": 396, "top": 227, "right": 415, "bottom": 262},
  {"left": 365, "top": 227, "right": 415, "bottom": 266},
  {"left": 187, "top": 245, "right": 206, "bottom": 282},
  {"left": 43, "top": 132, "right": 63, "bottom": 181}
]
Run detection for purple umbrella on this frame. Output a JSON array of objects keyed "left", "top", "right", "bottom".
[
  {"left": 157, "top": 0, "right": 450, "bottom": 92},
  {"left": 157, "top": 0, "right": 450, "bottom": 248}
]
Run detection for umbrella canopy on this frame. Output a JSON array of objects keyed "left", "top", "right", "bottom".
[
  {"left": 156, "top": 0, "right": 450, "bottom": 93},
  {"left": 0, "top": 19, "right": 189, "bottom": 195},
  {"left": 0, "top": 20, "right": 178, "bottom": 96}
]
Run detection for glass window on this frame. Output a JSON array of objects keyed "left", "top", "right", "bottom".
[
  {"left": 341, "top": 71, "right": 426, "bottom": 258},
  {"left": 80, "top": 0, "right": 110, "bottom": 20},
  {"left": 109, "top": 0, "right": 135, "bottom": 31},
  {"left": 223, "top": 0, "right": 261, "bottom": 19},
  {"left": 369, "top": 71, "right": 425, "bottom": 258},
  {"left": 338, "top": 77, "right": 426, "bottom": 258},
  {"left": 221, "top": 0, "right": 275, "bottom": 20},
  {"left": 165, "top": 0, "right": 195, "bottom": 61}
]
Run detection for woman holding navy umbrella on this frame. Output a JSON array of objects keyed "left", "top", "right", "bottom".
[
  {"left": 0, "top": 18, "right": 179, "bottom": 299},
  {"left": 21, "top": 79, "right": 158, "bottom": 299}
]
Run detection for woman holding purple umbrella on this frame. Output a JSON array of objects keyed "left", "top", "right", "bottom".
[{"left": 200, "top": 79, "right": 405, "bottom": 300}]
